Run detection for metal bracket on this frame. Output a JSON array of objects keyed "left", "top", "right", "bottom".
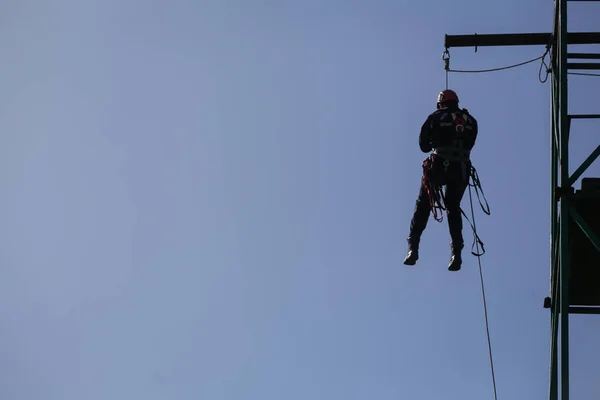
[{"left": 554, "top": 186, "right": 574, "bottom": 201}]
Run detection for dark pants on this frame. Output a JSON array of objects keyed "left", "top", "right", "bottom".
[{"left": 407, "top": 156, "right": 470, "bottom": 252}]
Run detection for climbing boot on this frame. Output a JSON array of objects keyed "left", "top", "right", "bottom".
[
  {"left": 403, "top": 249, "right": 419, "bottom": 266},
  {"left": 448, "top": 253, "right": 462, "bottom": 271},
  {"left": 448, "top": 243, "right": 463, "bottom": 271}
]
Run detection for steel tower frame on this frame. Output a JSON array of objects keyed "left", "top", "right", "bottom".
[{"left": 443, "top": 1, "right": 600, "bottom": 399}]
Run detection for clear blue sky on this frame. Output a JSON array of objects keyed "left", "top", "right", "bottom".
[{"left": 1, "top": 1, "right": 599, "bottom": 399}]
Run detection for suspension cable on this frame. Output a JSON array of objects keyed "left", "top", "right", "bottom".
[
  {"left": 449, "top": 53, "right": 547, "bottom": 73},
  {"left": 442, "top": 46, "right": 553, "bottom": 86},
  {"left": 443, "top": 46, "right": 600, "bottom": 82}
]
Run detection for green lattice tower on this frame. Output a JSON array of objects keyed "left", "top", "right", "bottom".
[{"left": 547, "top": 3, "right": 600, "bottom": 400}]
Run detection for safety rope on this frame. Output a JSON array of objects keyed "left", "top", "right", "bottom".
[
  {"left": 421, "top": 157, "right": 446, "bottom": 222},
  {"left": 468, "top": 179, "right": 498, "bottom": 400},
  {"left": 460, "top": 166, "right": 490, "bottom": 256}
]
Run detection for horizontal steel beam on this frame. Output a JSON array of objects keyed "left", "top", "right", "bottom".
[
  {"left": 568, "top": 53, "right": 600, "bottom": 59},
  {"left": 444, "top": 32, "right": 600, "bottom": 48},
  {"left": 568, "top": 62, "right": 600, "bottom": 70},
  {"left": 570, "top": 114, "right": 600, "bottom": 119},
  {"left": 569, "top": 307, "right": 600, "bottom": 315},
  {"left": 445, "top": 33, "right": 551, "bottom": 48}
]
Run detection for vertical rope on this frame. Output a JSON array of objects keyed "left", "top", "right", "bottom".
[{"left": 468, "top": 185, "right": 498, "bottom": 400}]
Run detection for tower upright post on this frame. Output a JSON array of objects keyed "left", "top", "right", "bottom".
[{"left": 557, "top": 1, "right": 570, "bottom": 399}]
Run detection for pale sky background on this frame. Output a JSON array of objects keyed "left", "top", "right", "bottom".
[{"left": 1, "top": 1, "right": 600, "bottom": 399}]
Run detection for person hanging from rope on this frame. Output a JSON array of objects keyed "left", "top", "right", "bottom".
[{"left": 404, "top": 89, "right": 478, "bottom": 271}]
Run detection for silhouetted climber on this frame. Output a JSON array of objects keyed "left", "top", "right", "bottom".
[{"left": 404, "top": 89, "right": 478, "bottom": 271}]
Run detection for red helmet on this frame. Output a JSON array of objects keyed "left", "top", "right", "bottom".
[{"left": 437, "top": 89, "right": 459, "bottom": 108}]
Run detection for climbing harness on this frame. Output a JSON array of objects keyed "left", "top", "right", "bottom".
[{"left": 432, "top": 146, "right": 471, "bottom": 162}]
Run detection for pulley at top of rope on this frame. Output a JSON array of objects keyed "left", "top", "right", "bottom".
[
  {"left": 442, "top": 49, "right": 450, "bottom": 70},
  {"left": 442, "top": 49, "right": 450, "bottom": 89}
]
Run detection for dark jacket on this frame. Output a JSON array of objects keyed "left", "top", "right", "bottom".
[{"left": 418, "top": 105, "right": 478, "bottom": 161}]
